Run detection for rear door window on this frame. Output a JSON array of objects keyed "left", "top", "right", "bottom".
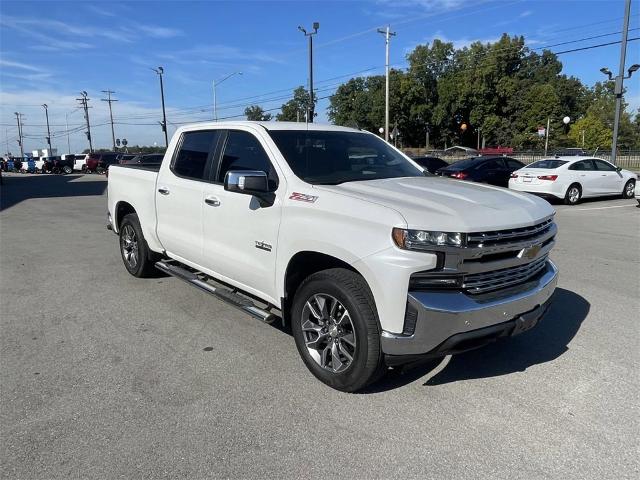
[{"left": 172, "top": 130, "right": 221, "bottom": 181}]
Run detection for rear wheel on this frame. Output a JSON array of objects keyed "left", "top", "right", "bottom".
[
  {"left": 291, "top": 268, "right": 384, "bottom": 392},
  {"left": 564, "top": 184, "right": 581, "bottom": 205},
  {"left": 119, "top": 213, "right": 158, "bottom": 277},
  {"left": 622, "top": 179, "right": 635, "bottom": 199},
  {"left": 62, "top": 165, "right": 73, "bottom": 174}
]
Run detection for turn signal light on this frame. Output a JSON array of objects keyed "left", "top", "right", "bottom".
[{"left": 537, "top": 175, "right": 558, "bottom": 181}]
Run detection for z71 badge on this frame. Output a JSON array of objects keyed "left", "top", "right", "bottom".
[
  {"left": 255, "top": 241, "right": 272, "bottom": 252},
  {"left": 289, "top": 192, "right": 318, "bottom": 203}
]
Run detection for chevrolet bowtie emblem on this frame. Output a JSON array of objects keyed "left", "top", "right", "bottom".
[{"left": 519, "top": 243, "right": 542, "bottom": 260}]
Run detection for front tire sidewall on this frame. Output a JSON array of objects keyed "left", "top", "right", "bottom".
[{"left": 291, "top": 270, "right": 382, "bottom": 392}]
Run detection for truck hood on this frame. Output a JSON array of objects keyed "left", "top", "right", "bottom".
[{"left": 316, "top": 176, "right": 555, "bottom": 231}]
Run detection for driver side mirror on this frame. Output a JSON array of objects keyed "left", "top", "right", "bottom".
[
  {"left": 224, "top": 170, "right": 274, "bottom": 206},
  {"left": 616, "top": 166, "right": 622, "bottom": 172},
  {"left": 224, "top": 170, "right": 269, "bottom": 193}
]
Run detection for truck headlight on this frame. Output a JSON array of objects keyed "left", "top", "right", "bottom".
[{"left": 392, "top": 227, "right": 466, "bottom": 250}]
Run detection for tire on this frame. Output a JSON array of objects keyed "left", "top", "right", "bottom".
[
  {"left": 96, "top": 167, "right": 105, "bottom": 175},
  {"left": 291, "top": 268, "right": 384, "bottom": 392},
  {"left": 622, "top": 179, "right": 635, "bottom": 199},
  {"left": 119, "top": 213, "right": 158, "bottom": 278},
  {"left": 564, "top": 183, "right": 581, "bottom": 205},
  {"left": 63, "top": 165, "right": 73, "bottom": 174}
]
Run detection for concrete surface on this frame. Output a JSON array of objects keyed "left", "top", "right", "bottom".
[{"left": 1, "top": 173, "right": 638, "bottom": 479}]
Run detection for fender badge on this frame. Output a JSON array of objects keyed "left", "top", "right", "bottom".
[
  {"left": 255, "top": 241, "right": 272, "bottom": 252},
  {"left": 289, "top": 192, "right": 318, "bottom": 203}
]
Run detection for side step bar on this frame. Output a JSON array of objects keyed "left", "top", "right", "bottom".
[{"left": 155, "top": 260, "right": 278, "bottom": 324}]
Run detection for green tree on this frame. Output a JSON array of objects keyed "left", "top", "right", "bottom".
[
  {"left": 568, "top": 113, "right": 612, "bottom": 150},
  {"left": 244, "top": 105, "right": 272, "bottom": 121},
  {"left": 277, "top": 86, "right": 312, "bottom": 121}
]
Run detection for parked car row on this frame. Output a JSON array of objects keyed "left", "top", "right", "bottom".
[{"left": 410, "top": 153, "right": 636, "bottom": 205}]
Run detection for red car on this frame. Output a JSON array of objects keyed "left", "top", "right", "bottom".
[{"left": 84, "top": 152, "right": 119, "bottom": 174}]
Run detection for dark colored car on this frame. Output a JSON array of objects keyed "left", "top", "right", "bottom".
[
  {"left": 410, "top": 155, "right": 448, "bottom": 174},
  {"left": 42, "top": 156, "right": 74, "bottom": 174},
  {"left": 553, "top": 148, "right": 587, "bottom": 156},
  {"left": 436, "top": 156, "right": 525, "bottom": 187},
  {"left": 119, "top": 154, "right": 164, "bottom": 165},
  {"left": 85, "top": 152, "right": 120, "bottom": 173},
  {"left": 117, "top": 154, "right": 136, "bottom": 164}
]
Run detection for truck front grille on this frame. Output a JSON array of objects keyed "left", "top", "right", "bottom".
[
  {"left": 467, "top": 218, "right": 553, "bottom": 247},
  {"left": 463, "top": 256, "right": 549, "bottom": 294}
]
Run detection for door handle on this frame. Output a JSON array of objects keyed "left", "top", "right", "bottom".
[
  {"left": 158, "top": 187, "right": 170, "bottom": 195},
  {"left": 204, "top": 196, "right": 221, "bottom": 207}
]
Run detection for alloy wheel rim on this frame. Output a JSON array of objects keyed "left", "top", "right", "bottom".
[
  {"left": 626, "top": 182, "right": 635, "bottom": 196},
  {"left": 121, "top": 225, "right": 139, "bottom": 268},
  {"left": 301, "top": 294, "right": 356, "bottom": 373},
  {"left": 569, "top": 188, "right": 579, "bottom": 203}
]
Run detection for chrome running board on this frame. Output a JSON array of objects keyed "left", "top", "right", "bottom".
[{"left": 155, "top": 260, "right": 278, "bottom": 324}]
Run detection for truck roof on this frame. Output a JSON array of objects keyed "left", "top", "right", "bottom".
[{"left": 177, "top": 121, "right": 362, "bottom": 133}]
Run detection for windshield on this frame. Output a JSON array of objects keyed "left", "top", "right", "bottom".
[
  {"left": 267, "top": 130, "right": 423, "bottom": 185},
  {"left": 526, "top": 160, "right": 568, "bottom": 169}
]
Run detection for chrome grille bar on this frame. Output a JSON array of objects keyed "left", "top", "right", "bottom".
[
  {"left": 467, "top": 218, "right": 553, "bottom": 246},
  {"left": 463, "top": 256, "right": 549, "bottom": 294}
]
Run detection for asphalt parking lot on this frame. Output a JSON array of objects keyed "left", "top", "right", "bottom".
[{"left": 1, "top": 173, "right": 638, "bottom": 479}]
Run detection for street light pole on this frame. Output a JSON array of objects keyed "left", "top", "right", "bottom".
[
  {"left": 611, "top": 0, "right": 631, "bottom": 165},
  {"left": 544, "top": 117, "right": 550, "bottom": 156},
  {"left": 212, "top": 72, "right": 242, "bottom": 121},
  {"left": 42, "top": 104, "right": 52, "bottom": 152},
  {"left": 153, "top": 67, "right": 168, "bottom": 147},
  {"left": 377, "top": 25, "right": 396, "bottom": 142},
  {"left": 298, "top": 23, "right": 319, "bottom": 122}
]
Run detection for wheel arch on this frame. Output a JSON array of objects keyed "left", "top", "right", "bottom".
[
  {"left": 281, "top": 251, "right": 379, "bottom": 329},
  {"left": 114, "top": 201, "right": 136, "bottom": 232}
]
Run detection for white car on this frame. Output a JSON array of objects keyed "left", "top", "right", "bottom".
[{"left": 509, "top": 156, "right": 637, "bottom": 205}]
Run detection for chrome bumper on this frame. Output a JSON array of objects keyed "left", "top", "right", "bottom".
[{"left": 381, "top": 260, "right": 558, "bottom": 356}]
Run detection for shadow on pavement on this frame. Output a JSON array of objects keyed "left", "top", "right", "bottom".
[
  {"left": 0, "top": 174, "right": 107, "bottom": 212},
  {"left": 364, "top": 288, "right": 589, "bottom": 393}
]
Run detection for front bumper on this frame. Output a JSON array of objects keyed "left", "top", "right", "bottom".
[{"left": 381, "top": 260, "right": 558, "bottom": 357}]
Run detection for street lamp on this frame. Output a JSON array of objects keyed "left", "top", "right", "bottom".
[
  {"left": 298, "top": 22, "right": 319, "bottom": 123},
  {"left": 212, "top": 71, "right": 242, "bottom": 121}
]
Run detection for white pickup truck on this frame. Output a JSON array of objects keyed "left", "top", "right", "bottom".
[{"left": 107, "top": 122, "right": 558, "bottom": 391}]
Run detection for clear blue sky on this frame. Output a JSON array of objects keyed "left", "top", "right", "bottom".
[{"left": 1, "top": 0, "right": 638, "bottom": 154}]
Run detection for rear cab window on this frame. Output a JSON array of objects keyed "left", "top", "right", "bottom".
[{"left": 172, "top": 130, "right": 222, "bottom": 181}]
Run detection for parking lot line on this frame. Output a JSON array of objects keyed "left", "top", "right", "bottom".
[{"left": 568, "top": 205, "right": 637, "bottom": 212}]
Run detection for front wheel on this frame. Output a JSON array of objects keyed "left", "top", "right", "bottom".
[
  {"left": 119, "top": 213, "right": 158, "bottom": 277},
  {"left": 62, "top": 165, "right": 73, "bottom": 174},
  {"left": 291, "top": 268, "right": 384, "bottom": 392},
  {"left": 622, "top": 179, "right": 635, "bottom": 199}
]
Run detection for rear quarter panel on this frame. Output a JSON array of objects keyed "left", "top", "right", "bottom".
[{"left": 107, "top": 166, "right": 163, "bottom": 253}]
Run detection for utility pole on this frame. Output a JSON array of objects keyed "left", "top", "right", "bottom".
[
  {"left": 14, "top": 112, "right": 24, "bottom": 159},
  {"left": 544, "top": 117, "right": 551, "bottom": 156},
  {"left": 298, "top": 22, "right": 319, "bottom": 123},
  {"left": 101, "top": 90, "right": 118, "bottom": 151},
  {"left": 476, "top": 127, "right": 481, "bottom": 151},
  {"left": 377, "top": 25, "right": 396, "bottom": 142},
  {"left": 65, "top": 113, "right": 71, "bottom": 154},
  {"left": 42, "top": 104, "right": 52, "bottom": 152},
  {"left": 425, "top": 125, "right": 430, "bottom": 151},
  {"left": 152, "top": 67, "right": 168, "bottom": 147},
  {"left": 77, "top": 91, "right": 93, "bottom": 153}
]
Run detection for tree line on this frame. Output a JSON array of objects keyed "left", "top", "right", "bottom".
[{"left": 246, "top": 34, "right": 640, "bottom": 150}]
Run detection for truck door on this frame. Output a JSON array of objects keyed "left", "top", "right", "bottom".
[
  {"left": 201, "top": 129, "right": 284, "bottom": 303},
  {"left": 155, "top": 129, "right": 222, "bottom": 265}
]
